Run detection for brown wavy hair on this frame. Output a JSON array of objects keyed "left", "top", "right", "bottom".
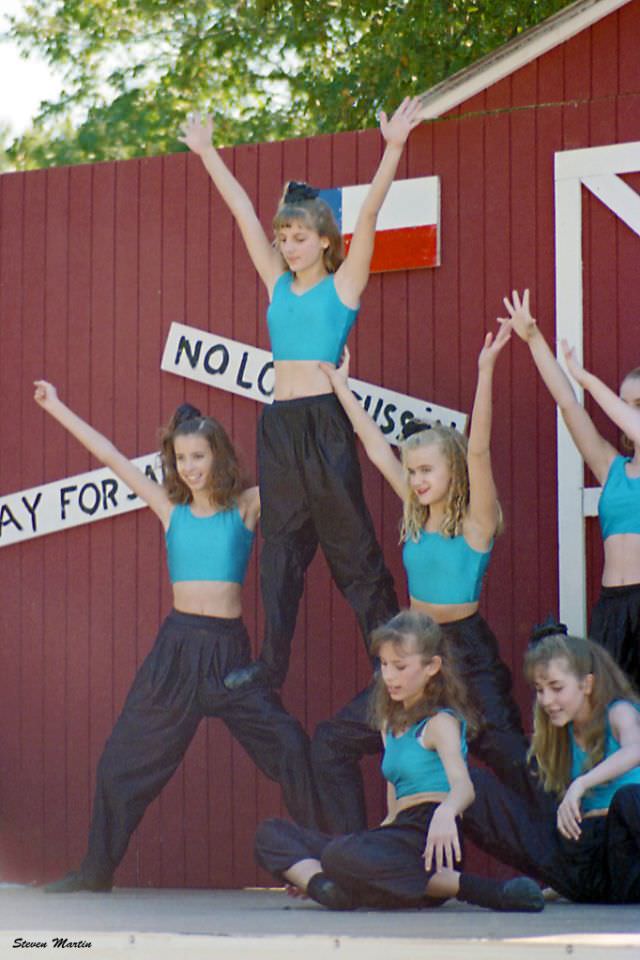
[
  {"left": 159, "top": 403, "right": 245, "bottom": 507},
  {"left": 272, "top": 183, "right": 344, "bottom": 274},
  {"left": 525, "top": 633, "right": 639, "bottom": 796},
  {"left": 368, "top": 609, "right": 480, "bottom": 738}
]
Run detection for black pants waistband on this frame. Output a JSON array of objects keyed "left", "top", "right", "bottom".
[
  {"left": 598, "top": 582, "right": 640, "bottom": 599},
  {"left": 270, "top": 392, "right": 337, "bottom": 410},
  {"left": 166, "top": 609, "right": 244, "bottom": 633}
]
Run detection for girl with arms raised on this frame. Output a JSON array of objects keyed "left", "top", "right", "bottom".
[
  {"left": 180, "top": 101, "right": 422, "bottom": 691},
  {"left": 503, "top": 289, "right": 640, "bottom": 690},
  {"left": 312, "top": 319, "right": 531, "bottom": 833}
]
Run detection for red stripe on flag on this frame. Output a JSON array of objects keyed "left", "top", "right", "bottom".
[{"left": 343, "top": 225, "right": 438, "bottom": 273}]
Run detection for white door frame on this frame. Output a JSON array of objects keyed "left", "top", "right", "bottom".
[{"left": 554, "top": 140, "right": 640, "bottom": 633}]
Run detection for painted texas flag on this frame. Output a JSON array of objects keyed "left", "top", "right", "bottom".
[{"left": 319, "top": 176, "right": 440, "bottom": 273}]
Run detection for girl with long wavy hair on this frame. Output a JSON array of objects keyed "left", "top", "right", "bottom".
[
  {"left": 255, "top": 611, "right": 543, "bottom": 912},
  {"left": 464, "top": 629, "right": 640, "bottom": 903},
  {"left": 34, "top": 382, "right": 319, "bottom": 893},
  {"left": 312, "top": 320, "right": 531, "bottom": 833}
]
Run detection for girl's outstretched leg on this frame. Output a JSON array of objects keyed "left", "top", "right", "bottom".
[{"left": 45, "top": 612, "right": 208, "bottom": 892}]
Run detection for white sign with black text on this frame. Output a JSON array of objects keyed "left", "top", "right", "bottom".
[
  {"left": 160, "top": 322, "right": 467, "bottom": 443},
  {"left": 0, "top": 454, "right": 162, "bottom": 548}
]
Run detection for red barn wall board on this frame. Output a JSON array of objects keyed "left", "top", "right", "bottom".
[{"left": 1, "top": 0, "right": 639, "bottom": 888}]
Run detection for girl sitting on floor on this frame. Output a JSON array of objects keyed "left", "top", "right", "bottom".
[
  {"left": 464, "top": 629, "right": 640, "bottom": 904},
  {"left": 255, "top": 610, "right": 544, "bottom": 912}
]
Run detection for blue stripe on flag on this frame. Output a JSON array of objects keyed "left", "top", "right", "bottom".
[{"left": 318, "top": 188, "right": 342, "bottom": 230}]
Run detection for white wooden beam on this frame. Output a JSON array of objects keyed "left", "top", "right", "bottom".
[
  {"left": 556, "top": 141, "right": 640, "bottom": 179},
  {"left": 582, "top": 173, "right": 640, "bottom": 237},
  {"left": 554, "top": 170, "right": 587, "bottom": 635},
  {"left": 419, "top": 0, "right": 632, "bottom": 120}
]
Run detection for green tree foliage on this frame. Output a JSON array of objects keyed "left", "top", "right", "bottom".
[{"left": 2, "top": 0, "right": 575, "bottom": 170}]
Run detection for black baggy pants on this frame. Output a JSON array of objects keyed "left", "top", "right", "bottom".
[
  {"left": 464, "top": 769, "right": 640, "bottom": 903},
  {"left": 80, "top": 610, "right": 320, "bottom": 885},
  {"left": 257, "top": 394, "right": 399, "bottom": 687},
  {"left": 255, "top": 803, "right": 453, "bottom": 908},
  {"left": 312, "top": 614, "right": 532, "bottom": 834},
  {"left": 590, "top": 582, "right": 640, "bottom": 692}
]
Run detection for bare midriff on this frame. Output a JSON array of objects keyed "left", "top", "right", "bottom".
[
  {"left": 172, "top": 581, "right": 243, "bottom": 618},
  {"left": 394, "top": 792, "right": 448, "bottom": 814},
  {"left": 273, "top": 360, "right": 337, "bottom": 401},
  {"left": 583, "top": 808, "right": 608, "bottom": 819},
  {"left": 410, "top": 596, "right": 480, "bottom": 625},
  {"left": 602, "top": 534, "right": 640, "bottom": 587}
]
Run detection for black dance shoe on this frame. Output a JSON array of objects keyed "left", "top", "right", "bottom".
[
  {"left": 43, "top": 871, "right": 113, "bottom": 894},
  {"left": 224, "top": 660, "right": 273, "bottom": 691},
  {"left": 306, "top": 873, "right": 354, "bottom": 911},
  {"left": 498, "top": 877, "right": 545, "bottom": 913}
]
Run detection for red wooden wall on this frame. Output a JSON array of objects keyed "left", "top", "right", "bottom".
[{"left": 1, "top": 1, "right": 639, "bottom": 888}]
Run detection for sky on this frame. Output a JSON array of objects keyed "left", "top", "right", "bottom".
[{"left": 0, "top": 0, "right": 63, "bottom": 136}]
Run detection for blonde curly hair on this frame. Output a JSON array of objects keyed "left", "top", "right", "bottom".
[{"left": 399, "top": 423, "right": 503, "bottom": 543}]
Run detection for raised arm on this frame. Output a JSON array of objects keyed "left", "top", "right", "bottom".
[
  {"left": 33, "top": 381, "right": 172, "bottom": 526},
  {"left": 562, "top": 341, "right": 640, "bottom": 451},
  {"left": 502, "top": 290, "right": 617, "bottom": 484},
  {"left": 334, "top": 97, "right": 422, "bottom": 306},
  {"left": 320, "top": 349, "right": 406, "bottom": 498},
  {"left": 464, "top": 323, "right": 511, "bottom": 547},
  {"left": 422, "top": 713, "right": 474, "bottom": 872},
  {"left": 180, "top": 113, "right": 283, "bottom": 293}
]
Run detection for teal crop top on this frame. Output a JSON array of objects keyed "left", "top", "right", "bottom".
[
  {"left": 266, "top": 272, "right": 358, "bottom": 363},
  {"left": 381, "top": 711, "right": 468, "bottom": 799},
  {"left": 598, "top": 455, "right": 640, "bottom": 539},
  {"left": 402, "top": 530, "right": 492, "bottom": 604},
  {"left": 569, "top": 700, "right": 640, "bottom": 812},
  {"left": 165, "top": 504, "right": 254, "bottom": 585}
]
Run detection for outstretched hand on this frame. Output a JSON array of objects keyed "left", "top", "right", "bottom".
[
  {"left": 319, "top": 345, "right": 351, "bottom": 391},
  {"left": 33, "top": 380, "right": 58, "bottom": 409},
  {"left": 379, "top": 96, "right": 422, "bottom": 148},
  {"left": 499, "top": 289, "right": 537, "bottom": 342},
  {"left": 478, "top": 321, "right": 512, "bottom": 372},
  {"left": 561, "top": 340, "right": 588, "bottom": 387},
  {"left": 179, "top": 112, "right": 214, "bottom": 155}
]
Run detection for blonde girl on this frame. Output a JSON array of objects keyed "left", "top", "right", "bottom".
[
  {"left": 464, "top": 631, "right": 640, "bottom": 903},
  {"left": 312, "top": 320, "right": 531, "bottom": 834}
]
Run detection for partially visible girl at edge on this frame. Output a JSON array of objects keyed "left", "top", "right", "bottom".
[
  {"left": 503, "top": 289, "right": 640, "bottom": 690},
  {"left": 179, "top": 100, "right": 422, "bottom": 691},
  {"left": 312, "top": 321, "right": 533, "bottom": 834},
  {"left": 35, "top": 382, "right": 320, "bottom": 894},
  {"left": 464, "top": 631, "right": 640, "bottom": 904},
  {"left": 255, "top": 611, "right": 544, "bottom": 912}
]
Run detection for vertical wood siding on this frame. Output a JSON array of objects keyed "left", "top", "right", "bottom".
[{"left": 1, "top": 3, "right": 639, "bottom": 888}]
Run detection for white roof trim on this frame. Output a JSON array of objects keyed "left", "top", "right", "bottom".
[{"left": 418, "top": 0, "right": 632, "bottom": 120}]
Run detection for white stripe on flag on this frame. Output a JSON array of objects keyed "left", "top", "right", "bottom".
[{"left": 341, "top": 176, "right": 440, "bottom": 233}]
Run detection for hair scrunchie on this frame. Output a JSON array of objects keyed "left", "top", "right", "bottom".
[
  {"left": 528, "top": 615, "right": 568, "bottom": 648},
  {"left": 284, "top": 181, "right": 319, "bottom": 203},
  {"left": 174, "top": 402, "right": 202, "bottom": 426},
  {"left": 400, "top": 418, "right": 432, "bottom": 441}
]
